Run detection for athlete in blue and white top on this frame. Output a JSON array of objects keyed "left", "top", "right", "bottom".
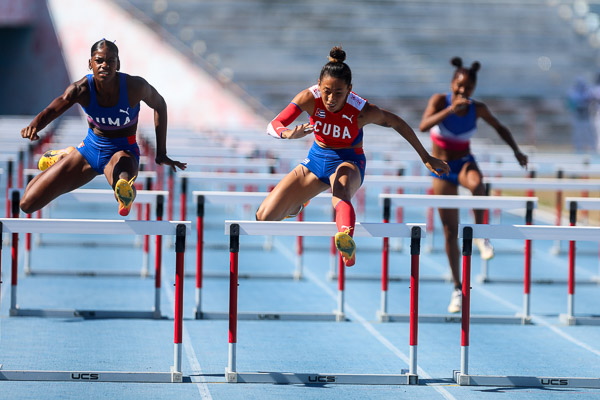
[
  {"left": 20, "top": 39, "right": 186, "bottom": 216},
  {"left": 419, "top": 57, "right": 528, "bottom": 313}
]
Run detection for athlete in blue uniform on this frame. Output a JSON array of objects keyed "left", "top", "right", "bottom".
[
  {"left": 20, "top": 39, "right": 186, "bottom": 216},
  {"left": 419, "top": 57, "right": 528, "bottom": 313}
]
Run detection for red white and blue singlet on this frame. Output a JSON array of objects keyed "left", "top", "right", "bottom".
[
  {"left": 430, "top": 93, "right": 477, "bottom": 152},
  {"left": 302, "top": 85, "right": 368, "bottom": 184},
  {"left": 430, "top": 93, "right": 478, "bottom": 185},
  {"left": 309, "top": 84, "right": 366, "bottom": 148}
]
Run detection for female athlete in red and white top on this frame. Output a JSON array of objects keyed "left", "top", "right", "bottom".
[{"left": 257, "top": 46, "right": 449, "bottom": 267}]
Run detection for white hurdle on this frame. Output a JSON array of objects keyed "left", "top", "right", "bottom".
[
  {"left": 377, "top": 194, "right": 536, "bottom": 324},
  {"left": 485, "top": 176, "right": 600, "bottom": 254},
  {"left": 5, "top": 193, "right": 183, "bottom": 320},
  {"left": 178, "top": 173, "right": 433, "bottom": 281},
  {"left": 0, "top": 218, "right": 190, "bottom": 383},
  {"left": 193, "top": 191, "right": 333, "bottom": 319},
  {"left": 13, "top": 189, "right": 168, "bottom": 278},
  {"left": 561, "top": 197, "right": 600, "bottom": 325},
  {"left": 565, "top": 197, "right": 600, "bottom": 284},
  {"left": 22, "top": 168, "right": 157, "bottom": 184},
  {"left": 178, "top": 172, "right": 434, "bottom": 220},
  {"left": 225, "top": 220, "right": 424, "bottom": 385},
  {"left": 455, "top": 224, "right": 600, "bottom": 388}
]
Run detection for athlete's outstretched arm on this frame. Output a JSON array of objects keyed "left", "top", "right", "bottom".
[
  {"left": 136, "top": 77, "right": 186, "bottom": 172},
  {"left": 477, "top": 102, "right": 528, "bottom": 167},
  {"left": 21, "top": 78, "right": 87, "bottom": 141},
  {"left": 266, "top": 89, "right": 315, "bottom": 140},
  {"left": 361, "top": 103, "right": 450, "bottom": 176},
  {"left": 418, "top": 93, "right": 471, "bottom": 132}
]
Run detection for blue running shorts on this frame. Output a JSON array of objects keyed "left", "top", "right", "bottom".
[
  {"left": 431, "top": 153, "right": 476, "bottom": 186},
  {"left": 301, "top": 141, "right": 366, "bottom": 185},
  {"left": 77, "top": 128, "right": 140, "bottom": 174}
]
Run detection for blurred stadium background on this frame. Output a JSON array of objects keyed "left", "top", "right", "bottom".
[{"left": 2, "top": 0, "right": 600, "bottom": 149}]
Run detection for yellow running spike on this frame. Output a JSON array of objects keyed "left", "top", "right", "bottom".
[
  {"left": 115, "top": 176, "right": 137, "bottom": 216},
  {"left": 335, "top": 228, "right": 356, "bottom": 267},
  {"left": 38, "top": 146, "right": 76, "bottom": 171}
]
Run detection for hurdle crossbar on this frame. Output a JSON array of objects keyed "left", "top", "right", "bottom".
[
  {"left": 177, "top": 172, "right": 433, "bottom": 231},
  {"left": 21, "top": 189, "right": 167, "bottom": 278},
  {"left": 486, "top": 176, "right": 600, "bottom": 252},
  {"left": 0, "top": 219, "right": 189, "bottom": 383},
  {"left": 23, "top": 168, "right": 157, "bottom": 180},
  {"left": 3, "top": 213, "right": 190, "bottom": 320},
  {"left": 192, "top": 191, "right": 333, "bottom": 319},
  {"left": 225, "top": 221, "right": 423, "bottom": 385},
  {"left": 485, "top": 177, "right": 600, "bottom": 190},
  {"left": 376, "top": 195, "right": 536, "bottom": 324},
  {"left": 455, "top": 224, "right": 600, "bottom": 388}
]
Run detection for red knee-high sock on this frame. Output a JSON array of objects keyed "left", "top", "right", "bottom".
[{"left": 335, "top": 200, "right": 356, "bottom": 237}]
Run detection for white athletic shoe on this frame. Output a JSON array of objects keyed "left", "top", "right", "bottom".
[
  {"left": 448, "top": 289, "right": 462, "bottom": 314},
  {"left": 474, "top": 238, "right": 495, "bottom": 260}
]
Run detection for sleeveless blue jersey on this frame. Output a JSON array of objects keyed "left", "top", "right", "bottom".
[
  {"left": 81, "top": 72, "right": 140, "bottom": 131},
  {"left": 439, "top": 93, "right": 477, "bottom": 135},
  {"left": 430, "top": 93, "right": 477, "bottom": 150}
]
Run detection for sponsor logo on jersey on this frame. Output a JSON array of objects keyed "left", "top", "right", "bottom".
[
  {"left": 342, "top": 114, "right": 354, "bottom": 123},
  {"left": 302, "top": 158, "right": 310, "bottom": 165}
]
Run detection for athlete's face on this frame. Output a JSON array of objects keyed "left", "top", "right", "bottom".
[
  {"left": 319, "top": 75, "right": 351, "bottom": 113},
  {"left": 89, "top": 46, "right": 120, "bottom": 82},
  {"left": 451, "top": 72, "right": 475, "bottom": 99}
]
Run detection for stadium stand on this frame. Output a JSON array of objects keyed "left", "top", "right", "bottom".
[{"left": 114, "top": 0, "right": 600, "bottom": 149}]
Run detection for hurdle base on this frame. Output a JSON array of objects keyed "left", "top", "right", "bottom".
[
  {"left": 195, "top": 310, "right": 341, "bottom": 321},
  {"left": 376, "top": 311, "right": 390, "bottom": 323},
  {"left": 225, "top": 368, "right": 417, "bottom": 385},
  {"left": 192, "top": 270, "right": 300, "bottom": 280},
  {"left": 9, "top": 308, "right": 163, "bottom": 319},
  {"left": 329, "top": 274, "right": 452, "bottom": 283},
  {"left": 559, "top": 313, "right": 600, "bottom": 326},
  {"left": 453, "top": 370, "right": 600, "bottom": 388},
  {"left": 377, "top": 313, "right": 530, "bottom": 325},
  {"left": 170, "top": 366, "right": 183, "bottom": 383},
  {"left": 25, "top": 269, "right": 150, "bottom": 278},
  {"left": 476, "top": 275, "right": 600, "bottom": 285},
  {"left": 0, "top": 365, "right": 182, "bottom": 383}
]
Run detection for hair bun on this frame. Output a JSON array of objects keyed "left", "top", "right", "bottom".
[
  {"left": 470, "top": 61, "right": 481, "bottom": 72},
  {"left": 450, "top": 57, "right": 463, "bottom": 68},
  {"left": 329, "top": 46, "right": 346, "bottom": 63}
]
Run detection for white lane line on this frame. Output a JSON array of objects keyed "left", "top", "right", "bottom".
[
  {"left": 0, "top": 236, "right": 10, "bottom": 343},
  {"left": 424, "top": 256, "right": 600, "bottom": 357},
  {"left": 275, "top": 239, "right": 457, "bottom": 400},
  {"left": 473, "top": 281, "right": 600, "bottom": 357},
  {"left": 0, "top": 258, "right": 7, "bottom": 342},
  {"left": 164, "top": 276, "right": 213, "bottom": 399}
]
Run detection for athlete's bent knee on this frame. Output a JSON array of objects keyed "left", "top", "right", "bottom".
[
  {"left": 255, "top": 207, "right": 269, "bottom": 221},
  {"left": 19, "top": 196, "right": 37, "bottom": 215},
  {"left": 256, "top": 205, "right": 279, "bottom": 221}
]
